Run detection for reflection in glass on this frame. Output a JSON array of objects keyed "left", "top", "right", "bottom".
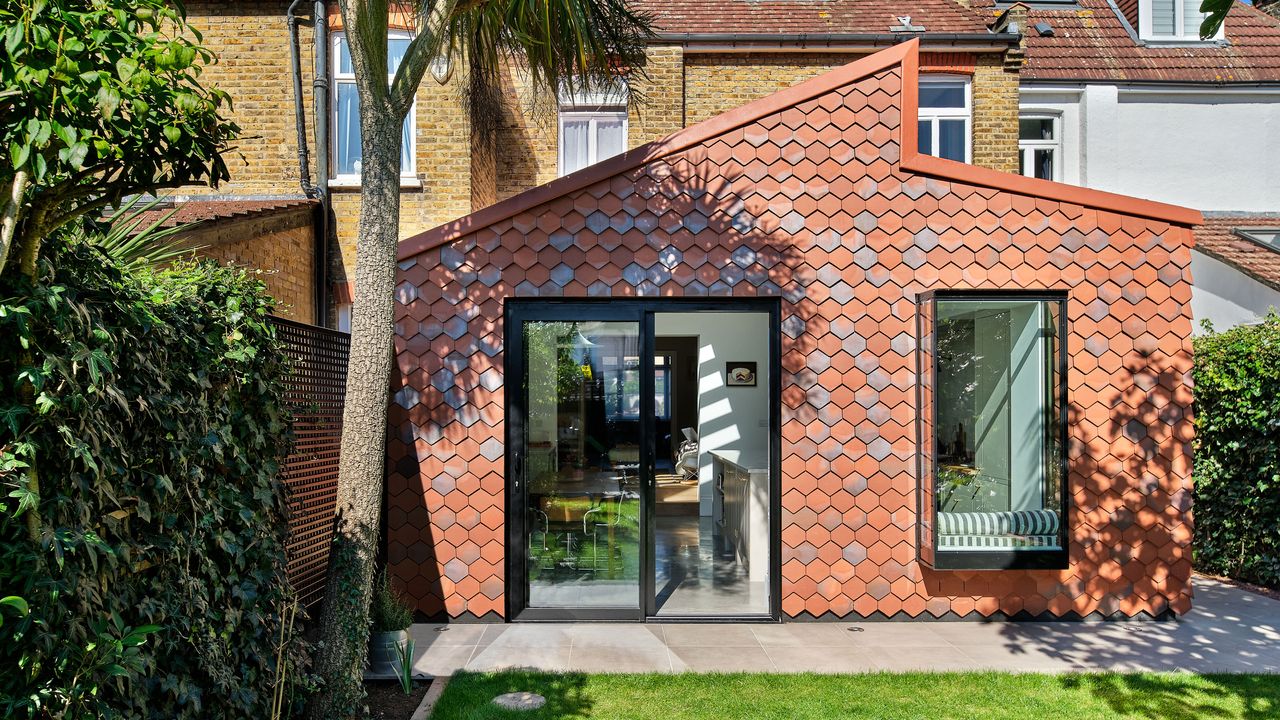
[
  {"left": 933, "top": 298, "right": 1063, "bottom": 552},
  {"left": 524, "top": 321, "right": 641, "bottom": 608}
]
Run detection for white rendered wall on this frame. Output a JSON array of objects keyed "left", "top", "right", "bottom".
[
  {"left": 655, "top": 312, "right": 770, "bottom": 515},
  {"left": 1190, "top": 249, "right": 1280, "bottom": 333},
  {"left": 1021, "top": 84, "right": 1280, "bottom": 211}
]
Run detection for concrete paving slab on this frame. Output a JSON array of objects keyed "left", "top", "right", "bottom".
[
  {"left": 666, "top": 644, "right": 776, "bottom": 672},
  {"left": 408, "top": 575, "right": 1280, "bottom": 676}
]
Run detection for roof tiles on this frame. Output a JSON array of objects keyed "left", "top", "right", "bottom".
[
  {"left": 634, "top": 0, "right": 994, "bottom": 35},
  {"left": 1194, "top": 214, "right": 1280, "bottom": 291},
  {"left": 1010, "top": 0, "right": 1280, "bottom": 83}
]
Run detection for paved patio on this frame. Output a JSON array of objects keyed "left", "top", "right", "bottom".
[{"left": 406, "top": 577, "right": 1280, "bottom": 676}]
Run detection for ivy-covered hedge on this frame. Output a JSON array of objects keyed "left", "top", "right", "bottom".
[
  {"left": 0, "top": 242, "right": 308, "bottom": 717},
  {"left": 1192, "top": 313, "right": 1280, "bottom": 589}
]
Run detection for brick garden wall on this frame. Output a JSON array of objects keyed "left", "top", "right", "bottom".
[
  {"left": 194, "top": 207, "right": 317, "bottom": 321},
  {"left": 387, "top": 50, "right": 1196, "bottom": 621}
]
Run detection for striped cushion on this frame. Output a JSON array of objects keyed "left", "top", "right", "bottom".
[
  {"left": 936, "top": 509, "right": 1060, "bottom": 537},
  {"left": 938, "top": 534, "right": 1061, "bottom": 550}
]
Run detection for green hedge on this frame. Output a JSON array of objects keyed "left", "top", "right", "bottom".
[
  {"left": 1192, "top": 313, "right": 1280, "bottom": 589},
  {"left": 0, "top": 242, "right": 308, "bottom": 717}
]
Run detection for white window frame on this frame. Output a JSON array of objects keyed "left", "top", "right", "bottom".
[
  {"left": 557, "top": 109, "right": 629, "bottom": 177},
  {"left": 1139, "top": 0, "right": 1225, "bottom": 42},
  {"left": 330, "top": 30, "right": 418, "bottom": 187},
  {"left": 1018, "top": 112, "right": 1062, "bottom": 182},
  {"left": 918, "top": 75, "right": 972, "bottom": 164},
  {"left": 556, "top": 81, "right": 629, "bottom": 177}
]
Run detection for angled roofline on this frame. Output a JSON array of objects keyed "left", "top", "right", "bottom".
[
  {"left": 399, "top": 40, "right": 1200, "bottom": 261},
  {"left": 897, "top": 48, "right": 1203, "bottom": 227}
]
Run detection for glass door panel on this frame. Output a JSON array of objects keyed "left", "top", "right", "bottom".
[{"left": 520, "top": 319, "right": 643, "bottom": 611}]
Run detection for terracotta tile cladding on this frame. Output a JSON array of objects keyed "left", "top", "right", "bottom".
[
  {"left": 983, "top": 0, "right": 1280, "bottom": 83},
  {"left": 1193, "top": 214, "right": 1280, "bottom": 293},
  {"left": 388, "top": 42, "right": 1198, "bottom": 621}
]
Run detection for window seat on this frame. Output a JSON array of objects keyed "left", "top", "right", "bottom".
[{"left": 936, "top": 509, "right": 1060, "bottom": 551}]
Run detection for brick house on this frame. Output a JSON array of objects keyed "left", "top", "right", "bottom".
[
  {"left": 983, "top": 0, "right": 1280, "bottom": 330},
  {"left": 169, "top": 3, "right": 1207, "bottom": 623},
  {"left": 176, "top": 0, "right": 1026, "bottom": 327},
  {"left": 387, "top": 41, "right": 1200, "bottom": 622}
]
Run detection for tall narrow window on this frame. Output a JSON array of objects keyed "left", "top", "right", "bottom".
[
  {"left": 332, "top": 32, "right": 416, "bottom": 184},
  {"left": 917, "top": 78, "right": 971, "bottom": 163},
  {"left": 918, "top": 293, "right": 1067, "bottom": 570},
  {"left": 558, "top": 83, "right": 628, "bottom": 176},
  {"left": 1141, "top": 0, "right": 1224, "bottom": 41},
  {"left": 1018, "top": 115, "right": 1060, "bottom": 181}
]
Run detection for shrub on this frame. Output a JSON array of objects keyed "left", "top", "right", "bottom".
[
  {"left": 370, "top": 571, "right": 414, "bottom": 633},
  {"left": 1192, "top": 314, "right": 1280, "bottom": 589},
  {"left": 0, "top": 240, "right": 308, "bottom": 717}
]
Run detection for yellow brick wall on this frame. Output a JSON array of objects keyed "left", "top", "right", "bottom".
[
  {"left": 494, "top": 44, "right": 685, "bottom": 201},
  {"left": 971, "top": 54, "right": 1020, "bottom": 173},
  {"left": 179, "top": 4, "right": 1020, "bottom": 305},
  {"left": 195, "top": 211, "right": 317, "bottom": 322},
  {"left": 684, "top": 52, "right": 1019, "bottom": 172},
  {"left": 184, "top": 1, "right": 313, "bottom": 195}
]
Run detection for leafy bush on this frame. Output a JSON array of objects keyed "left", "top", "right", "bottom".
[
  {"left": 369, "top": 572, "right": 414, "bottom": 633},
  {"left": 0, "top": 240, "right": 308, "bottom": 717},
  {"left": 1192, "top": 313, "right": 1280, "bottom": 589}
]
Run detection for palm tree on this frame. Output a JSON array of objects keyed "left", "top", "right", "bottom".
[{"left": 307, "top": 1, "right": 652, "bottom": 716}]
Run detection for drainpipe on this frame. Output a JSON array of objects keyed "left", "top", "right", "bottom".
[
  {"left": 287, "top": 0, "right": 316, "bottom": 197},
  {"left": 288, "top": 0, "right": 332, "bottom": 326},
  {"left": 312, "top": 0, "right": 331, "bottom": 327}
]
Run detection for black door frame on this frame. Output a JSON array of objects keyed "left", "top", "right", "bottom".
[{"left": 504, "top": 297, "right": 782, "bottom": 622}]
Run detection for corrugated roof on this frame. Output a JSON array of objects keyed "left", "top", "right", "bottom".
[
  {"left": 1012, "top": 0, "right": 1280, "bottom": 83},
  {"left": 634, "top": 0, "right": 996, "bottom": 36},
  {"left": 1195, "top": 215, "right": 1280, "bottom": 291}
]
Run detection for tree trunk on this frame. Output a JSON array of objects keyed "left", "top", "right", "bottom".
[{"left": 305, "top": 107, "right": 404, "bottom": 719}]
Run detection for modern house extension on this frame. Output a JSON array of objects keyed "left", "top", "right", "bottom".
[{"left": 385, "top": 42, "right": 1200, "bottom": 623}]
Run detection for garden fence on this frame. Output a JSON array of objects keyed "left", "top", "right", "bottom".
[{"left": 270, "top": 315, "right": 350, "bottom": 609}]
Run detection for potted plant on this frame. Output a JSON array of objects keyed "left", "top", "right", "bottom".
[{"left": 367, "top": 571, "right": 414, "bottom": 678}]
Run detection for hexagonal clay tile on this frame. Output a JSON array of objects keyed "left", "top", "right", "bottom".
[{"left": 386, "top": 46, "right": 1195, "bottom": 622}]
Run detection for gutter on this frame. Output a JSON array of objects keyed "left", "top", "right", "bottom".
[{"left": 654, "top": 31, "right": 1021, "bottom": 52}]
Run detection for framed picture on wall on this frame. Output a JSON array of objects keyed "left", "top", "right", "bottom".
[{"left": 726, "top": 361, "right": 757, "bottom": 387}]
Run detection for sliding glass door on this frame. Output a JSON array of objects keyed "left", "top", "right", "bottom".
[
  {"left": 507, "top": 305, "right": 647, "bottom": 620},
  {"left": 506, "top": 300, "right": 780, "bottom": 621}
]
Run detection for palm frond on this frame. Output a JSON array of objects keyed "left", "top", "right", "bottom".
[
  {"left": 84, "top": 196, "right": 205, "bottom": 271},
  {"left": 443, "top": 0, "right": 655, "bottom": 141}
]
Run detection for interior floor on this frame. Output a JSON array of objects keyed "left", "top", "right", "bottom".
[{"left": 654, "top": 515, "right": 768, "bottom": 616}]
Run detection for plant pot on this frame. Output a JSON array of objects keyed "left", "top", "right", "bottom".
[{"left": 367, "top": 629, "right": 409, "bottom": 677}]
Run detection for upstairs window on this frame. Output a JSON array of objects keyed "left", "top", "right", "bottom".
[
  {"left": 1140, "top": 0, "right": 1224, "bottom": 42},
  {"left": 917, "top": 77, "right": 971, "bottom": 163},
  {"left": 918, "top": 292, "right": 1068, "bottom": 570},
  {"left": 1018, "top": 114, "right": 1061, "bottom": 181},
  {"left": 558, "top": 82, "right": 628, "bottom": 176},
  {"left": 332, "top": 32, "right": 416, "bottom": 184}
]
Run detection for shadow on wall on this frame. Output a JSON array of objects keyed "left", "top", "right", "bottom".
[
  {"left": 915, "top": 322, "right": 1194, "bottom": 617},
  {"left": 385, "top": 142, "right": 819, "bottom": 619}
]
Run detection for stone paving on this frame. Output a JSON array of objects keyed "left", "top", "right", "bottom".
[{"left": 407, "top": 577, "right": 1280, "bottom": 676}]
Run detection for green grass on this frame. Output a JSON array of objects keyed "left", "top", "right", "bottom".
[{"left": 431, "top": 671, "right": 1280, "bottom": 719}]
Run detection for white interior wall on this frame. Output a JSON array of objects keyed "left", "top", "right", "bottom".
[{"left": 655, "top": 312, "right": 771, "bottom": 515}]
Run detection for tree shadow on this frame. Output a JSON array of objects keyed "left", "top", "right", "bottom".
[
  {"left": 430, "top": 671, "right": 594, "bottom": 720},
  {"left": 1056, "top": 672, "right": 1280, "bottom": 720}
]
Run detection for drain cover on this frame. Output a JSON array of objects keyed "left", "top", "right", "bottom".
[{"left": 493, "top": 692, "right": 546, "bottom": 711}]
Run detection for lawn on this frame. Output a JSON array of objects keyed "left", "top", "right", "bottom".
[{"left": 431, "top": 671, "right": 1280, "bottom": 719}]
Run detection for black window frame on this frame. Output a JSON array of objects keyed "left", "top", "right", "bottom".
[{"left": 915, "top": 290, "right": 1070, "bottom": 571}]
